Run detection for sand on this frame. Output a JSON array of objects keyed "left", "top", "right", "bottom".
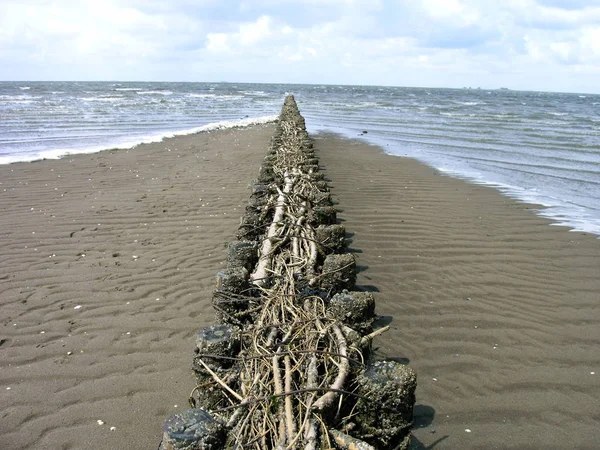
[
  {"left": 1, "top": 126, "right": 599, "bottom": 449},
  {"left": 0, "top": 125, "right": 275, "bottom": 450},
  {"left": 315, "top": 133, "right": 600, "bottom": 449}
]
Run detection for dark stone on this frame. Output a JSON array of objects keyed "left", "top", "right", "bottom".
[
  {"left": 309, "top": 206, "right": 337, "bottom": 226},
  {"left": 328, "top": 291, "right": 375, "bottom": 334},
  {"left": 213, "top": 268, "right": 250, "bottom": 324},
  {"left": 227, "top": 240, "right": 259, "bottom": 272},
  {"left": 320, "top": 254, "right": 356, "bottom": 292},
  {"left": 354, "top": 360, "right": 416, "bottom": 449},
  {"left": 160, "top": 408, "right": 226, "bottom": 450},
  {"left": 194, "top": 325, "right": 240, "bottom": 369},
  {"left": 257, "top": 163, "right": 275, "bottom": 183},
  {"left": 237, "top": 211, "right": 263, "bottom": 241},
  {"left": 251, "top": 184, "right": 270, "bottom": 195},
  {"left": 192, "top": 325, "right": 240, "bottom": 407},
  {"left": 316, "top": 224, "right": 346, "bottom": 254},
  {"left": 314, "top": 192, "right": 333, "bottom": 206},
  {"left": 315, "top": 181, "right": 330, "bottom": 192},
  {"left": 300, "top": 164, "right": 319, "bottom": 173},
  {"left": 215, "top": 267, "right": 249, "bottom": 294}
]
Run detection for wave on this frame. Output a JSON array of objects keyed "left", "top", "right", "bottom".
[
  {"left": 81, "top": 96, "right": 123, "bottom": 102},
  {"left": 186, "top": 93, "right": 216, "bottom": 98},
  {"left": 137, "top": 90, "right": 173, "bottom": 95},
  {"left": 0, "top": 115, "right": 278, "bottom": 165}
]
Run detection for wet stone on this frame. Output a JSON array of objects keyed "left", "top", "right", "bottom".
[
  {"left": 300, "top": 164, "right": 319, "bottom": 173},
  {"left": 354, "top": 360, "right": 416, "bottom": 449},
  {"left": 328, "top": 291, "right": 375, "bottom": 334},
  {"left": 320, "top": 254, "right": 356, "bottom": 292},
  {"left": 251, "top": 183, "right": 270, "bottom": 196},
  {"left": 195, "top": 325, "right": 240, "bottom": 368},
  {"left": 215, "top": 267, "right": 249, "bottom": 294},
  {"left": 315, "top": 181, "right": 330, "bottom": 192},
  {"left": 237, "top": 211, "right": 262, "bottom": 241},
  {"left": 257, "top": 163, "right": 275, "bottom": 183},
  {"left": 227, "top": 240, "right": 259, "bottom": 272},
  {"left": 316, "top": 224, "right": 346, "bottom": 254},
  {"left": 189, "top": 383, "right": 228, "bottom": 412},
  {"left": 314, "top": 192, "right": 333, "bottom": 206},
  {"left": 309, "top": 206, "right": 337, "bottom": 226},
  {"left": 160, "top": 408, "right": 226, "bottom": 450}
]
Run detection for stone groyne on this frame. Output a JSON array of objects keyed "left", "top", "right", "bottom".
[{"left": 159, "top": 96, "right": 416, "bottom": 449}]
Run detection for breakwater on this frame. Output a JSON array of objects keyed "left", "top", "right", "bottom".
[{"left": 159, "top": 96, "right": 416, "bottom": 449}]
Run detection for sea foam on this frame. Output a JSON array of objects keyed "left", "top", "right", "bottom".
[{"left": 0, "top": 115, "right": 277, "bottom": 165}]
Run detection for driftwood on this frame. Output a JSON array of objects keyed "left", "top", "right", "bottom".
[{"left": 160, "top": 96, "right": 416, "bottom": 450}]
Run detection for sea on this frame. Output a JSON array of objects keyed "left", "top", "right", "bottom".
[{"left": 1, "top": 81, "right": 599, "bottom": 237}]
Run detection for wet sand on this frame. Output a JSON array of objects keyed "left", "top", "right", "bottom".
[
  {"left": 315, "top": 132, "right": 600, "bottom": 449},
  {"left": 1, "top": 126, "right": 599, "bottom": 449},
  {"left": 0, "top": 124, "right": 275, "bottom": 450}
]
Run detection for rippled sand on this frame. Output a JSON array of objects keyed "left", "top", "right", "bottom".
[{"left": 1, "top": 126, "right": 599, "bottom": 449}]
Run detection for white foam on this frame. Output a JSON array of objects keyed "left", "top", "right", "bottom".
[
  {"left": 137, "top": 90, "right": 173, "bottom": 95},
  {"left": 0, "top": 115, "right": 278, "bottom": 165},
  {"left": 186, "top": 93, "right": 216, "bottom": 98},
  {"left": 435, "top": 167, "right": 600, "bottom": 236},
  {"left": 19, "top": 86, "right": 30, "bottom": 90},
  {"left": 114, "top": 88, "right": 142, "bottom": 91},
  {"left": 81, "top": 96, "right": 123, "bottom": 102}
]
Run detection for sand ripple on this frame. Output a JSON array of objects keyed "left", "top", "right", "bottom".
[{"left": 0, "top": 125, "right": 274, "bottom": 449}]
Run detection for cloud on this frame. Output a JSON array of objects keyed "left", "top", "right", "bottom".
[{"left": 0, "top": 0, "right": 599, "bottom": 92}]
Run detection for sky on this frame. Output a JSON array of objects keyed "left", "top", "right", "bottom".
[{"left": 1, "top": 0, "right": 600, "bottom": 93}]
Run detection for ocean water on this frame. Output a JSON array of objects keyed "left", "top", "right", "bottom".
[{"left": 1, "top": 81, "right": 599, "bottom": 236}]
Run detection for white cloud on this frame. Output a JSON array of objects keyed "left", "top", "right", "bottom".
[{"left": 0, "top": 0, "right": 599, "bottom": 92}]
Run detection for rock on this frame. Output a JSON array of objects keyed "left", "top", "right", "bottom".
[
  {"left": 227, "top": 240, "right": 259, "bottom": 272},
  {"left": 316, "top": 225, "right": 346, "bottom": 254},
  {"left": 236, "top": 210, "right": 263, "bottom": 241},
  {"left": 309, "top": 206, "right": 337, "bottom": 226},
  {"left": 160, "top": 408, "right": 226, "bottom": 450},
  {"left": 327, "top": 291, "right": 375, "bottom": 334},
  {"left": 194, "top": 325, "right": 240, "bottom": 370},
  {"left": 257, "top": 163, "right": 275, "bottom": 183},
  {"left": 315, "top": 181, "right": 330, "bottom": 192},
  {"left": 213, "top": 268, "right": 250, "bottom": 324},
  {"left": 354, "top": 360, "right": 416, "bottom": 449},
  {"left": 320, "top": 254, "right": 356, "bottom": 292},
  {"left": 314, "top": 191, "right": 333, "bottom": 206},
  {"left": 192, "top": 325, "right": 240, "bottom": 408},
  {"left": 215, "top": 267, "right": 249, "bottom": 294},
  {"left": 301, "top": 164, "right": 319, "bottom": 173}
]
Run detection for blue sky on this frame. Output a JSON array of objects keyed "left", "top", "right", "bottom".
[{"left": 1, "top": 0, "right": 599, "bottom": 93}]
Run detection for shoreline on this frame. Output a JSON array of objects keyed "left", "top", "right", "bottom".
[
  {"left": 307, "top": 126, "right": 600, "bottom": 238},
  {"left": 0, "top": 115, "right": 278, "bottom": 165},
  {"left": 315, "top": 132, "right": 600, "bottom": 449},
  {"left": 1, "top": 126, "right": 599, "bottom": 449}
]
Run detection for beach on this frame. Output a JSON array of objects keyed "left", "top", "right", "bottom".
[
  {"left": 316, "top": 133, "right": 600, "bottom": 449},
  {"left": 1, "top": 125, "right": 599, "bottom": 449},
  {"left": 0, "top": 125, "right": 275, "bottom": 450}
]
